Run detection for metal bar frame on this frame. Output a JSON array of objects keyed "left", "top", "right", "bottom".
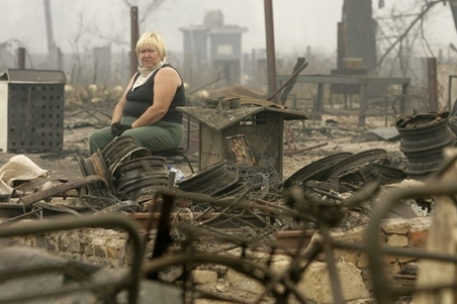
[
  {"left": 447, "top": 75, "right": 457, "bottom": 111},
  {"left": 277, "top": 74, "right": 411, "bottom": 127},
  {"left": 0, "top": 213, "right": 144, "bottom": 304}
]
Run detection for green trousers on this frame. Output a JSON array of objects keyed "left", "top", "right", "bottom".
[{"left": 89, "top": 116, "right": 184, "bottom": 155}]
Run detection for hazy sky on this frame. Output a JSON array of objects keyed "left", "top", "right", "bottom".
[{"left": 1, "top": 0, "right": 457, "bottom": 57}]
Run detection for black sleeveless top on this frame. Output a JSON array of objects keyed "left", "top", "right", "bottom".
[{"left": 123, "top": 64, "right": 186, "bottom": 124}]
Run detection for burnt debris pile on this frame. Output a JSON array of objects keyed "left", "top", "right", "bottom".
[
  {"left": 176, "top": 161, "right": 282, "bottom": 200},
  {"left": 283, "top": 148, "right": 406, "bottom": 194}
]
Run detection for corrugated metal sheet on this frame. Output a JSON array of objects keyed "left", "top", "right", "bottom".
[{"left": 177, "top": 103, "right": 307, "bottom": 131}]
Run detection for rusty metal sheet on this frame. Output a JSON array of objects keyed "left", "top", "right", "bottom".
[
  {"left": 369, "top": 127, "right": 400, "bottom": 141},
  {"left": 177, "top": 106, "right": 263, "bottom": 131},
  {"left": 260, "top": 106, "right": 308, "bottom": 120},
  {"left": 177, "top": 105, "right": 307, "bottom": 131}
]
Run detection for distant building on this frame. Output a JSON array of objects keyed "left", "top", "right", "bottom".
[{"left": 179, "top": 10, "right": 247, "bottom": 86}]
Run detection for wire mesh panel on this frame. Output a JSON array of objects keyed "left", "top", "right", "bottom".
[{"left": 7, "top": 83, "right": 64, "bottom": 152}]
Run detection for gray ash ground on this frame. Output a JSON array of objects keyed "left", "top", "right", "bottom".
[{"left": 0, "top": 109, "right": 405, "bottom": 185}]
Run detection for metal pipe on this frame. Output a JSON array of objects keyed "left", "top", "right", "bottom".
[
  {"left": 267, "top": 62, "right": 308, "bottom": 101},
  {"left": 332, "top": 240, "right": 457, "bottom": 265},
  {"left": 264, "top": 0, "right": 278, "bottom": 104},
  {"left": 448, "top": 75, "right": 453, "bottom": 111}
]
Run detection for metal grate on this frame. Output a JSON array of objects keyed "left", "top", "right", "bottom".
[{"left": 7, "top": 83, "right": 64, "bottom": 152}]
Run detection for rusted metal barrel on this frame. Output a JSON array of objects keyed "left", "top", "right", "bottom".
[
  {"left": 395, "top": 111, "right": 456, "bottom": 177},
  {"left": 115, "top": 156, "right": 169, "bottom": 203},
  {"left": 101, "top": 136, "right": 151, "bottom": 174}
]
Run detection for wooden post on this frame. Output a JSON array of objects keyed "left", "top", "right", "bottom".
[
  {"left": 130, "top": 6, "right": 139, "bottom": 77},
  {"left": 337, "top": 22, "right": 346, "bottom": 70},
  {"left": 401, "top": 82, "right": 410, "bottom": 114},
  {"left": 448, "top": 75, "right": 453, "bottom": 111},
  {"left": 314, "top": 83, "right": 325, "bottom": 121},
  {"left": 358, "top": 82, "right": 367, "bottom": 127},
  {"left": 427, "top": 57, "right": 438, "bottom": 112}
]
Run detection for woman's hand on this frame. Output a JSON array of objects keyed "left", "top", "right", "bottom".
[{"left": 111, "top": 122, "right": 132, "bottom": 136}]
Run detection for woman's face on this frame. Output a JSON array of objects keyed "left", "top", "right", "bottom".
[{"left": 138, "top": 45, "right": 162, "bottom": 68}]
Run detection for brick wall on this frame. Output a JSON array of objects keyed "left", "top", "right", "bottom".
[
  {"left": 333, "top": 216, "right": 431, "bottom": 288},
  {"left": 11, "top": 228, "right": 131, "bottom": 267}
]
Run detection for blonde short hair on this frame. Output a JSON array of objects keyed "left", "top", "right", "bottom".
[{"left": 136, "top": 32, "right": 167, "bottom": 59}]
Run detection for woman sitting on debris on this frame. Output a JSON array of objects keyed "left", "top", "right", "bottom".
[{"left": 89, "top": 31, "right": 186, "bottom": 154}]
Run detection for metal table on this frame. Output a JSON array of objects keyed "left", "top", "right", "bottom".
[{"left": 277, "top": 74, "right": 411, "bottom": 127}]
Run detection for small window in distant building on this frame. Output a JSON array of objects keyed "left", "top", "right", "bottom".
[{"left": 217, "top": 44, "right": 233, "bottom": 55}]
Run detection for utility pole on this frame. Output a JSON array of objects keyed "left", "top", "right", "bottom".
[
  {"left": 450, "top": 0, "right": 457, "bottom": 33},
  {"left": 44, "top": 0, "right": 59, "bottom": 69},
  {"left": 130, "top": 6, "right": 140, "bottom": 77}
]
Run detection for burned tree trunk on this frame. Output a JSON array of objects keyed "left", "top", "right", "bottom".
[{"left": 449, "top": 0, "right": 457, "bottom": 34}]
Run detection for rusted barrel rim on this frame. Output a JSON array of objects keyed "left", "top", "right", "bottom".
[
  {"left": 113, "top": 156, "right": 167, "bottom": 177},
  {"left": 283, "top": 152, "right": 353, "bottom": 189},
  {"left": 395, "top": 111, "right": 449, "bottom": 132},
  {"left": 107, "top": 147, "right": 151, "bottom": 174},
  {"left": 400, "top": 134, "right": 456, "bottom": 154},
  {"left": 101, "top": 136, "right": 136, "bottom": 159}
]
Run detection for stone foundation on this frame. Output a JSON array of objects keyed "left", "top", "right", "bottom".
[
  {"left": 333, "top": 216, "right": 430, "bottom": 288},
  {"left": 5, "top": 216, "right": 431, "bottom": 303},
  {"left": 10, "top": 228, "right": 130, "bottom": 267}
]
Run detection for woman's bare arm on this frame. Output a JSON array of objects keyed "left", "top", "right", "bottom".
[
  {"left": 111, "top": 76, "right": 136, "bottom": 124},
  {"left": 131, "top": 67, "right": 181, "bottom": 128}
]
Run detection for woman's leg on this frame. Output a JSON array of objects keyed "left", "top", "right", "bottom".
[
  {"left": 89, "top": 127, "right": 115, "bottom": 154},
  {"left": 120, "top": 119, "right": 184, "bottom": 152}
]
